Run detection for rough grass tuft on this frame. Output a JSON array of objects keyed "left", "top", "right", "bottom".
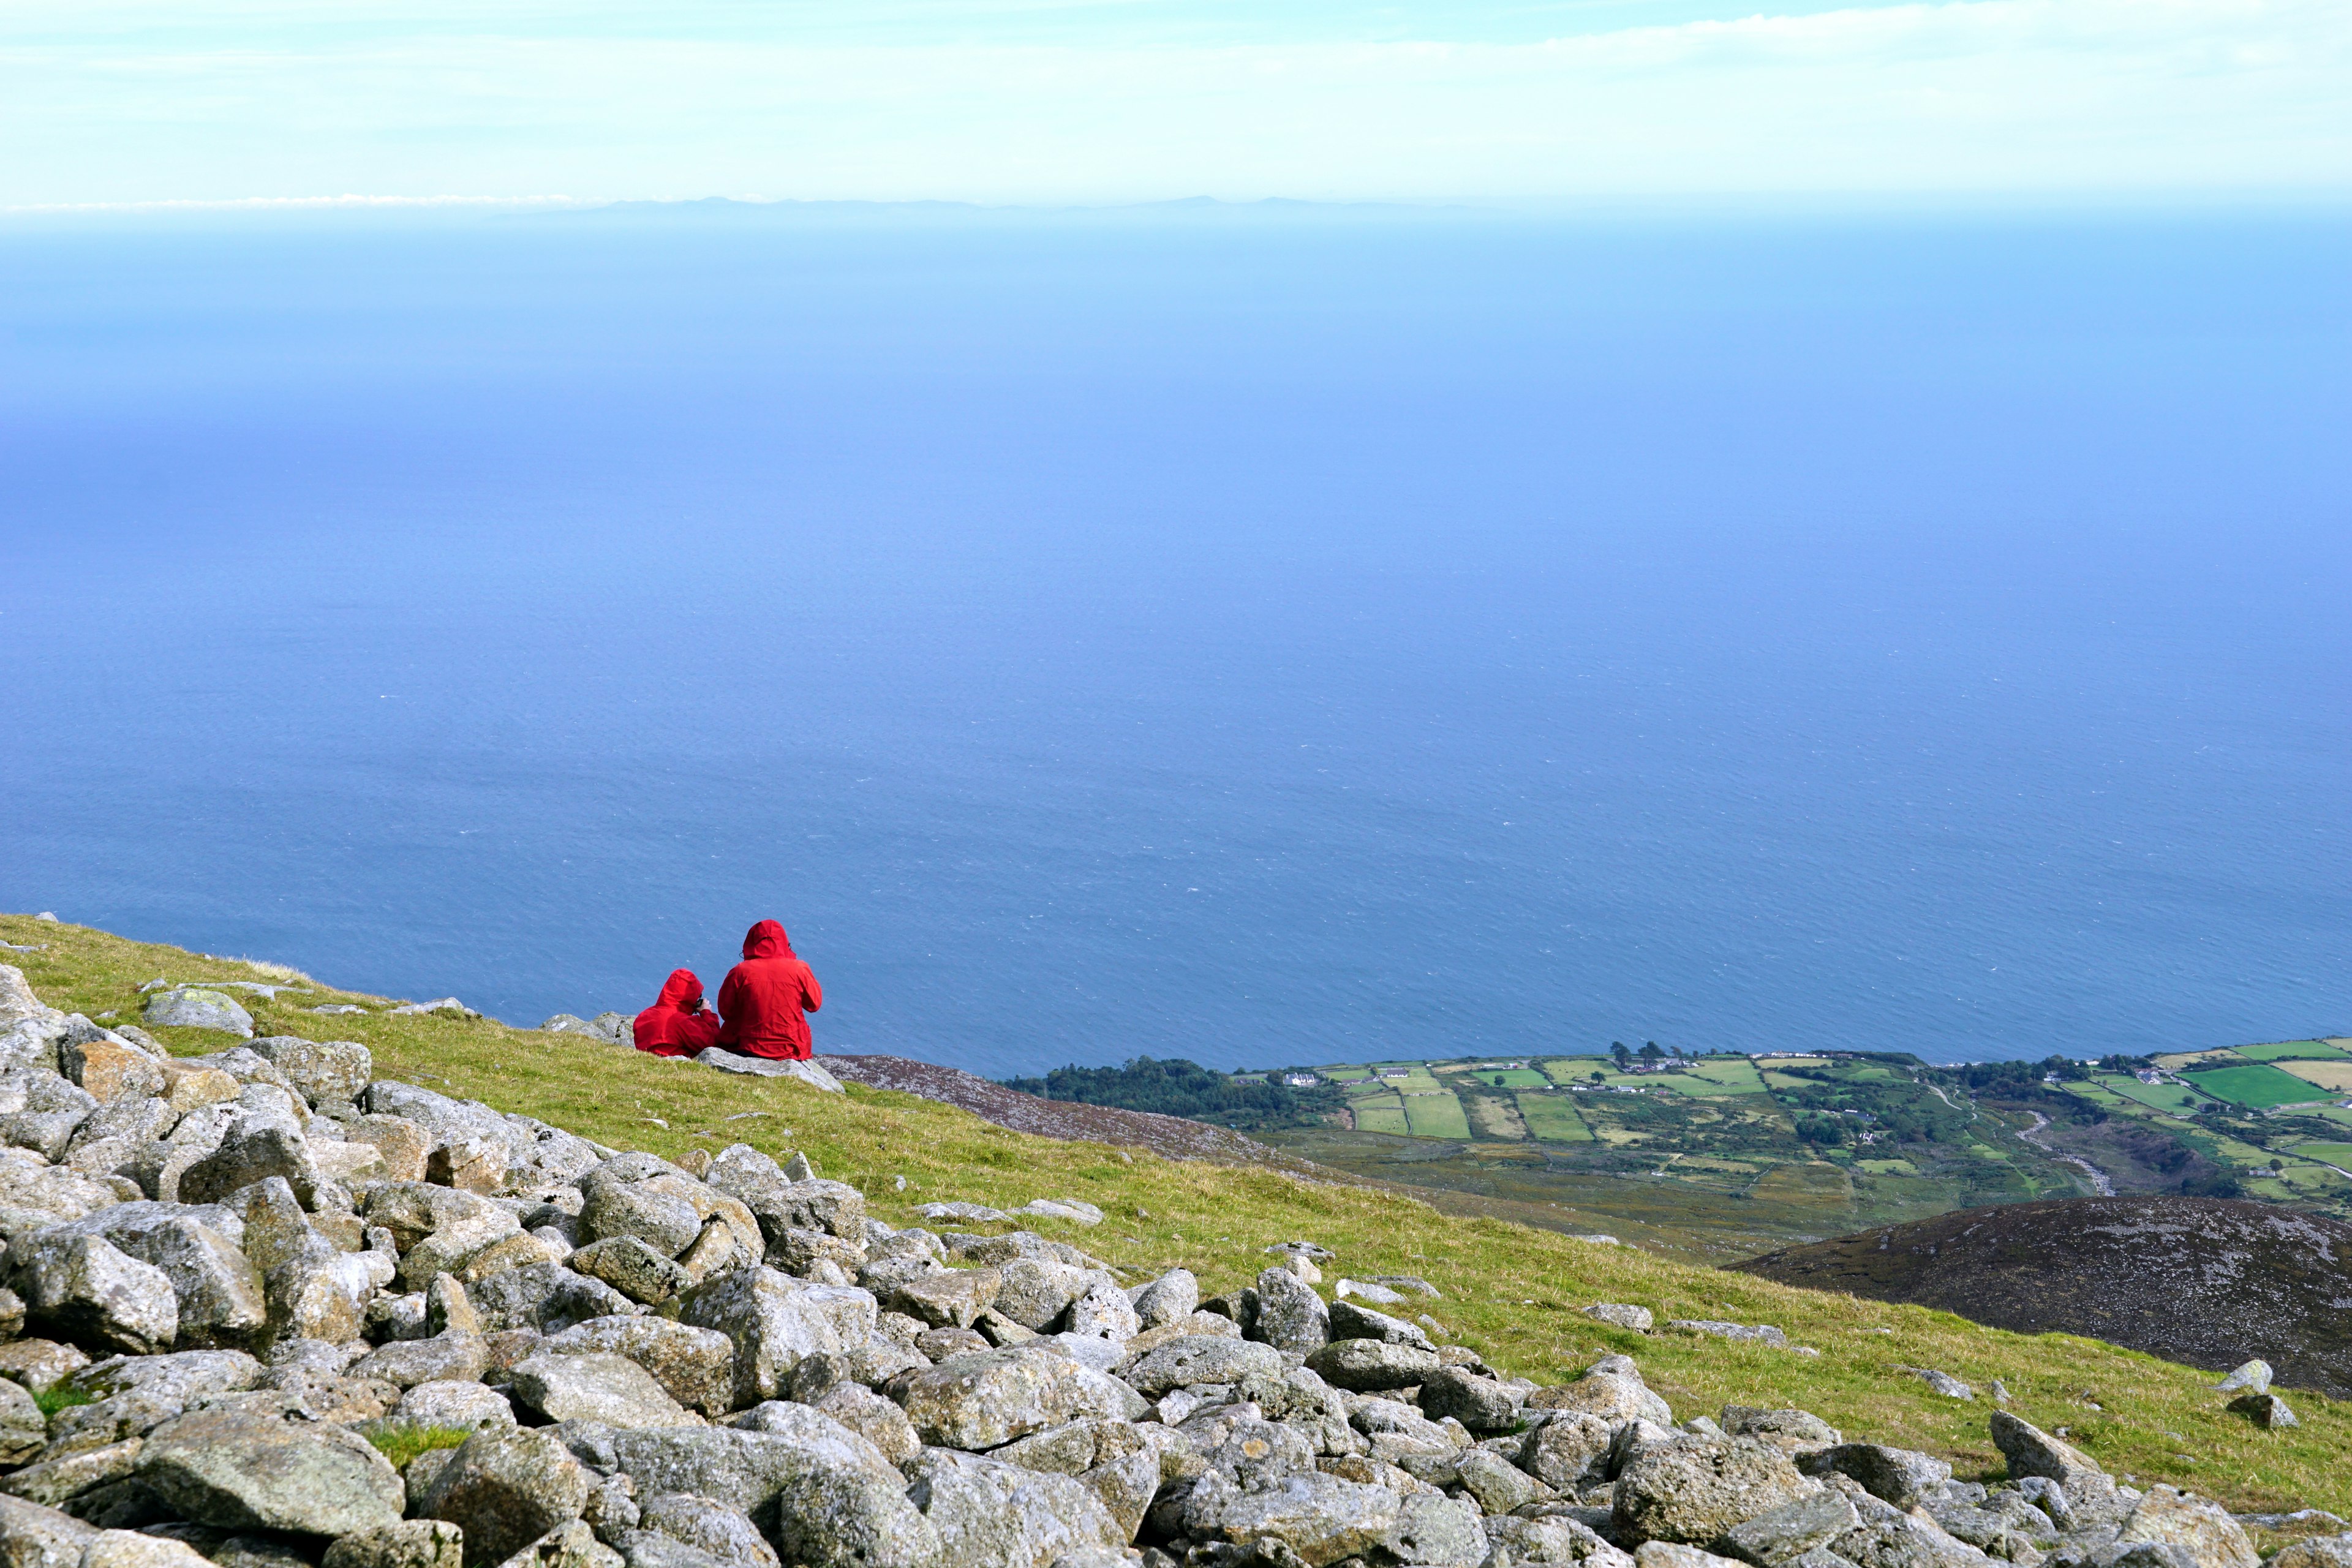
[
  {"left": 34, "top": 1385, "right": 96, "bottom": 1418},
  {"left": 365, "top": 1422, "right": 475, "bottom": 1469}
]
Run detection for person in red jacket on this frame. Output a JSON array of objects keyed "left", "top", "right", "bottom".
[
  {"left": 633, "top": 968, "right": 721, "bottom": 1057},
  {"left": 715, "top": 919, "right": 824, "bottom": 1060}
]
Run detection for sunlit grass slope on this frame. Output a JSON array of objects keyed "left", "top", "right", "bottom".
[{"left": 4, "top": 912, "right": 2345, "bottom": 1518}]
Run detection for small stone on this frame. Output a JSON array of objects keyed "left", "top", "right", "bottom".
[
  {"left": 396, "top": 1380, "right": 518, "bottom": 1431},
  {"left": 2227, "top": 1392, "right": 2297, "bottom": 1428},
  {"left": 2212, "top": 1360, "right": 2272, "bottom": 1393},
  {"left": 1818, "top": 1444, "right": 1951, "bottom": 1508},
  {"left": 1586, "top": 1304, "right": 1654, "bottom": 1332},
  {"left": 1253, "top": 1267, "right": 1330, "bottom": 1355},
  {"left": 141, "top": 990, "right": 254, "bottom": 1038},
  {"left": 1896, "top": 1367, "right": 1973, "bottom": 1401},
  {"left": 1129, "top": 1270, "right": 1199, "bottom": 1330}
]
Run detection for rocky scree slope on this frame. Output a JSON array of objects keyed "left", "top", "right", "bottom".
[
  {"left": 2, "top": 965, "right": 2346, "bottom": 1568},
  {"left": 1733, "top": 1200, "right": 2352, "bottom": 1400}
]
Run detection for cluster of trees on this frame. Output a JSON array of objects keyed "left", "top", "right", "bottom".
[
  {"left": 1942, "top": 1055, "right": 2092, "bottom": 1094},
  {"left": 998, "top": 1055, "right": 1344, "bottom": 1132}
]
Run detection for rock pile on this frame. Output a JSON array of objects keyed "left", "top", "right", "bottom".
[{"left": 0, "top": 966, "right": 2337, "bottom": 1568}]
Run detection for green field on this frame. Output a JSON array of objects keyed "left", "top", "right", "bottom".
[
  {"left": 1462, "top": 1068, "right": 1550, "bottom": 1088},
  {"left": 1538, "top": 1057, "right": 1609, "bottom": 1086},
  {"left": 1514, "top": 1092, "right": 1591, "bottom": 1142},
  {"left": 2293, "top": 1144, "right": 2352, "bottom": 1169},
  {"left": 1351, "top": 1095, "right": 1409, "bottom": 1134},
  {"left": 2234, "top": 1040, "right": 2351, "bottom": 1063},
  {"left": 1672, "top": 1057, "right": 1770, "bottom": 1094},
  {"left": 2096, "top": 1074, "right": 2208, "bottom": 1114},
  {"left": 2182, "top": 1062, "right": 2332, "bottom": 1109},
  {"left": 1401, "top": 1090, "right": 1472, "bottom": 1139}
]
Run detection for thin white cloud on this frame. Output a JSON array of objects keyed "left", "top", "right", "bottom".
[{"left": 1, "top": 0, "right": 2343, "bottom": 204}]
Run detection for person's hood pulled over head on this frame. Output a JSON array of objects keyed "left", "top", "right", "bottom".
[{"left": 742, "top": 919, "right": 794, "bottom": 960}]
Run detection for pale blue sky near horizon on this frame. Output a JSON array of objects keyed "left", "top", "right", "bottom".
[{"left": 3, "top": 0, "right": 2346, "bottom": 207}]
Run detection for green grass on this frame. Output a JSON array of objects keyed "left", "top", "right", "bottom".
[
  {"left": 2234, "top": 1041, "right": 2351, "bottom": 1063},
  {"left": 1515, "top": 1093, "right": 1593, "bottom": 1143},
  {"left": 1539, "top": 1057, "right": 1611, "bottom": 1086},
  {"left": 365, "top": 1423, "right": 476, "bottom": 1469},
  {"left": 2095, "top": 1074, "right": 2210, "bottom": 1114},
  {"left": 1352, "top": 1098, "right": 1409, "bottom": 1134},
  {"left": 1856, "top": 1158, "right": 1921, "bottom": 1175},
  {"left": 2182, "top": 1063, "right": 2332, "bottom": 1110},
  {"left": 1675, "top": 1058, "right": 1771, "bottom": 1095},
  {"left": 11, "top": 910, "right": 2352, "bottom": 1516},
  {"left": 2291, "top": 1144, "right": 2352, "bottom": 1169},
  {"left": 34, "top": 1385, "right": 95, "bottom": 1419},
  {"left": 1466, "top": 1069, "right": 1550, "bottom": 1088},
  {"left": 1401, "top": 1091, "right": 1472, "bottom": 1140}
]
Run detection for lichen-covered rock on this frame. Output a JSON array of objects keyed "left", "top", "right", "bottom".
[
  {"left": 420, "top": 1427, "right": 594, "bottom": 1568},
  {"left": 322, "top": 1521, "right": 466, "bottom": 1568},
  {"left": 509, "top": 1352, "right": 697, "bottom": 1429},
  {"left": 677, "top": 1268, "right": 875, "bottom": 1408},
  {"left": 1718, "top": 1490, "right": 1863, "bottom": 1567},
  {"left": 243, "top": 1038, "right": 372, "bottom": 1107},
  {"left": 1253, "top": 1267, "right": 1329, "bottom": 1356},
  {"left": 905, "top": 1448, "right": 1126, "bottom": 1568},
  {"left": 134, "top": 1406, "right": 404, "bottom": 1536},
  {"left": 1060, "top": 1278, "right": 1139, "bottom": 1344},
  {"left": 889, "top": 1347, "right": 1136, "bottom": 1450},
  {"left": 807, "top": 1385, "right": 921, "bottom": 1466},
  {"left": 608, "top": 1419, "right": 937, "bottom": 1568},
  {"left": 1818, "top": 1445, "right": 1952, "bottom": 1509},
  {"left": 0, "top": 1494, "right": 97, "bottom": 1568},
  {"left": 2114, "top": 1487, "right": 2260, "bottom": 1568},
  {"left": 1303, "top": 1338, "right": 1438, "bottom": 1393},
  {"left": 0, "top": 1378, "right": 45, "bottom": 1465},
  {"left": 1721, "top": 1409, "right": 1841, "bottom": 1455},
  {"left": 633, "top": 1495, "right": 778, "bottom": 1568},
  {"left": 569, "top": 1239, "right": 691, "bottom": 1306},
  {"left": 365, "top": 1185, "right": 524, "bottom": 1291},
  {"left": 141, "top": 991, "right": 253, "bottom": 1038},
  {"left": 540, "top": 1317, "right": 736, "bottom": 1417},
  {"left": 888, "top": 1270, "right": 1000, "bottom": 1330},
  {"left": 1530, "top": 1368, "right": 1673, "bottom": 1427},
  {"left": 1128, "top": 1269, "right": 1197, "bottom": 1330},
  {"left": 1126, "top": 1335, "right": 1285, "bottom": 1396},
  {"left": 77, "top": 1531, "right": 214, "bottom": 1568},
  {"left": 345, "top": 1117, "right": 433, "bottom": 1183},
  {"left": 1525, "top": 1412, "right": 1613, "bottom": 1489},
  {"left": 1988, "top": 1413, "right": 2117, "bottom": 1518},
  {"left": 0, "top": 1070, "right": 97, "bottom": 1160},
  {"left": 13, "top": 1235, "right": 178, "bottom": 1355},
  {"left": 396, "top": 1379, "right": 516, "bottom": 1431},
  {"left": 353, "top": 1332, "right": 490, "bottom": 1390},
  {"left": 1182, "top": 1470, "right": 1404, "bottom": 1566},
  {"left": 1612, "top": 1438, "right": 1811, "bottom": 1547},
  {"left": 1419, "top": 1366, "right": 1524, "bottom": 1433},
  {"left": 1455, "top": 1449, "right": 1547, "bottom": 1515},
  {"left": 43, "top": 1207, "right": 265, "bottom": 1350}
]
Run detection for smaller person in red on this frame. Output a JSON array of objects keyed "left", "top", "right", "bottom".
[
  {"left": 633, "top": 968, "right": 721, "bottom": 1058},
  {"left": 715, "top": 919, "right": 824, "bottom": 1060}
]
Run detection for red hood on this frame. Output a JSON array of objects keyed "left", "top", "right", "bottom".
[
  {"left": 742, "top": 919, "right": 794, "bottom": 960},
  {"left": 655, "top": 968, "right": 704, "bottom": 1009}
]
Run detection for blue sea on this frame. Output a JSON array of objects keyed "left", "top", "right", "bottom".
[{"left": 4, "top": 201, "right": 2347, "bottom": 1076}]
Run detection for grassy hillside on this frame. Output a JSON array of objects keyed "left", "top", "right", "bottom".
[{"left": 6, "top": 911, "right": 2348, "bottom": 1519}]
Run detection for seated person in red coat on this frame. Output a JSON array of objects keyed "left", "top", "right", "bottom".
[
  {"left": 715, "top": 919, "right": 824, "bottom": 1060},
  {"left": 633, "top": 968, "right": 721, "bottom": 1057}
]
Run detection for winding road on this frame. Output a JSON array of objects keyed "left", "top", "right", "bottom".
[{"left": 2015, "top": 1110, "right": 2117, "bottom": 1196}]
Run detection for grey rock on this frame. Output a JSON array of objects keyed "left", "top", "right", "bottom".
[
  {"left": 1252, "top": 1267, "right": 1329, "bottom": 1356},
  {"left": 1526, "top": 1412, "right": 1615, "bottom": 1490},
  {"left": 1828, "top": 1513, "right": 1988, "bottom": 1568},
  {"left": 570, "top": 1240, "right": 692, "bottom": 1306},
  {"left": 911, "top": 1203, "right": 1009, "bottom": 1226},
  {"left": 1530, "top": 1371, "right": 1675, "bottom": 1427},
  {"left": 1419, "top": 1366, "right": 1525, "bottom": 1433},
  {"left": 0, "top": 1379, "right": 43, "bottom": 1466},
  {"left": 1721, "top": 1409, "right": 1842, "bottom": 1453},
  {"left": 985, "top": 1260, "right": 1089, "bottom": 1332},
  {"left": 808, "top": 1385, "right": 921, "bottom": 1465},
  {"left": 889, "top": 1346, "right": 1136, "bottom": 1450},
  {"left": 1302, "top": 1339, "right": 1438, "bottom": 1393},
  {"left": 467, "top": 1265, "right": 634, "bottom": 1336},
  {"left": 1613, "top": 1438, "right": 1811, "bottom": 1547},
  {"left": 633, "top": 1496, "right": 778, "bottom": 1568},
  {"left": 608, "top": 1419, "right": 937, "bottom": 1568},
  {"left": 1482, "top": 1514, "right": 1635, "bottom": 1568},
  {"left": 141, "top": 991, "right": 254, "bottom": 1038},
  {"left": 352, "top": 1333, "right": 490, "bottom": 1390},
  {"left": 244, "top": 1038, "right": 372, "bottom": 1107},
  {"left": 1896, "top": 1369, "right": 1973, "bottom": 1401},
  {"left": 1059, "top": 1278, "right": 1139, "bottom": 1343},
  {"left": 1818, "top": 1446, "right": 1953, "bottom": 1509},
  {"left": 0, "top": 1071, "right": 97, "bottom": 1160},
  {"left": 541, "top": 1317, "right": 736, "bottom": 1418},
  {"left": 13, "top": 1234, "right": 178, "bottom": 1355},
  {"left": 677, "top": 1268, "right": 876, "bottom": 1408},
  {"left": 1128, "top": 1270, "right": 1198, "bottom": 1330},
  {"left": 1988, "top": 1413, "right": 2117, "bottom": 1515},
  {"left": 180, "top": 1121, "right": 322, "bottom": 1211},
  {"left": 691, "top": 1054, "right": 842, "bottom": 1093},
  {"left": 1325, "top": 1300, "right": 1434, "bottom": 1351},
  {"left": 396, "top": 1379, "right": 518, "bottom": 1431},
  {"left": 1719, "top": 1490, "right": 1863, "bottom": 1567},
  {"left": 888, "top": 1270, "right": 1000, "bottom": 1330},
  {"left": 1455, "top": 1448, "right": 1546, "bottom": 1514},
  {"left": 77, "top": 1533, "right": 216, "bottom": 1568},
  {"left": 2226, "top": 1392, "right": 2297, "bottom": 1429},
  {"left": 0, "top": 1440, "right": 146, "bottom": 1509},
  {"left": 2211, "top": 1361, "right": 2271, "bottom": 1394},
  {"left": 46, "top": 1206, "right": 265, "bottom": 1349},
  {"left": 491, "top": 1520, "right": 624, "bottom": 1568},
  {"left": 2114, "top": 1487, "right": 2259, "bottom": 1568},
  {"left": 0, "top": 1338, "right": 94, "bottom": 1393},
  {"left": 903, "top": 1448, "right": 1125, "bottom": 1568},
  {"left": 1182, "top": 1470, "right": 1404, "bottom": 1566},
  {"left": 509, "top": 1352, "right": 697, "bottom": 1429},
  {"left": 420, "top": 1427, "right": 594, "bottom": 1568},
  {"left": 368, "top": 1185, "right": 527, "bottom": 1290},
  {"left": 61, "top": 1348, "right": 263, "bottom": 1406},
  {"left": 322, "top": 1521, "right": 467, "bottom": 1568},
  {"left": 0, "top": 1495, "right": 96, "bottom": 1568},
  {"left": 1668, "top": 1322, "right": 1789, "bottom": 1349},
  {"left": 135, "top": 1406, "right": 404, "bottom": 1536},
  {"left": 1637, "top": 1547, "right": 1749, "bottom": 1568},
  {"left": 1586, "top": 1305, "right": 1655, "bottom": 1332}
]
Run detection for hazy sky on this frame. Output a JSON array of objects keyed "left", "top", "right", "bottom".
[{"left": 3, "top": 0, "right": 2346, "bottom": 206}]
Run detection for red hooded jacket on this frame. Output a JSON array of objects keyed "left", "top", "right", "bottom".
[
  {"left": 715, "top": 920, "right": 823, "bottom": 1060},
  {"left": 633, "top": 968, "right": 720, "bottom": 1058}
]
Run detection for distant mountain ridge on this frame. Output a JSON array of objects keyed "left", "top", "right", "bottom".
[{"left": 1733, "top": 1195, "right": 2352, "bottom": 1398}]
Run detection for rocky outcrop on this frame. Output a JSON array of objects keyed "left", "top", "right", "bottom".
[{"left": 0, "top": 964, "right": 2339, "bottom": 1568}]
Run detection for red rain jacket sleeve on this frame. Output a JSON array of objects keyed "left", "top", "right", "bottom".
[{"left": 714, "top": 919, "right": 823, "bottom": 1060}]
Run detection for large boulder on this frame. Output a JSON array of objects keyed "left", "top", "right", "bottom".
[
  {"left": 1129, "top": 1270, "right": 1197, "bottom": 1330},
  {"left": 1530, "top": 1369, "right": 1673, "bottom": 1427},
  {"left": 2115, "top": 1487, "right": 2261, "bottom": 1568},
  {"left": 1303, "top": 1340, "right": 1439, "bottom": 1393},
  {"left": 1125, "top": 1336, "right": 1286, "bottom": 1396},
  {"left": 0, "top": 1493, "right": 99, "bottom": 1568},
  {"left": 322, "top": 1522, "right": 467, "bottom": 1568},
  {"left": 57, "top": 1030, "right": 167, "bottom": 1106},
  {"left": 0, "top": 1071, "right": 99, "bottom": 1160},
  {"left": 1419, "top": 1366, "right": 1524, "bottom": 1433},
  {"left": 1252, "top": 1267, "right": 1329, "bottom": 1355},
  {"left": 677, "top": 1268, "right": 875, "bottom": 1408},
  {"left": 418, "top": 1427, "right": 593, "bottom": 1568},
  {"left": 608, "top": 1417, "right": 938, "bottom": 1568},
  {"left": 1181, "top": 1470, "right": 1407, "bottom": 1566},
  {"left": 12, "top": 1234, "right": 178, "bottom": 1355},
  {"left": 508, "top": 1352, "right": 697, "bottom": 1429},
  {"left": 1718, "top": 1490, "right": 1863, "bottom": 1567},
  {"left": 903, "top": 1448, "right": 1126, "bottom": 1568},
  {"left": 465, "top": 1264, "right": 633, "bottom": 1336},
  {"left": 633, "top": 1494, "right": 780, "bottom": 1568},
  {"left": 540, "top": 1317, "right": 736, "bottom": 1417},
  {"left": 1525, "top": 1412, "right": 1614, "bottom": 1490},
  {"left": 889, "top": 1347, "right": 1137, "bottom": 1450},
  {"left": 1820, "top": 1445, "right": 1951, "bottom": 1510},
  {"left": 704, "top": 1150, "right": 864, "bottom": 1246},
  {"left": 244, "top": 1038, "right": 372, "bottom": 1107},
  {"left": 141, "top": 990, "right": 253, "bottom": 1038},
  {"left": 1988, "top": 1412, "right": 2117, "bottom": 1518},
  {"left": 134, "top": 1406, "right": 404, "bottom": 1536},
  {"left": 1612, "top": 1438, "right": 1811, "bottom": 1547},
  {"left": 366, "top": 1185, "right": 525, "bottom": 1290},
  {"left": 42, "top": 1205, "right": 265, "bottom": 1350}
]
